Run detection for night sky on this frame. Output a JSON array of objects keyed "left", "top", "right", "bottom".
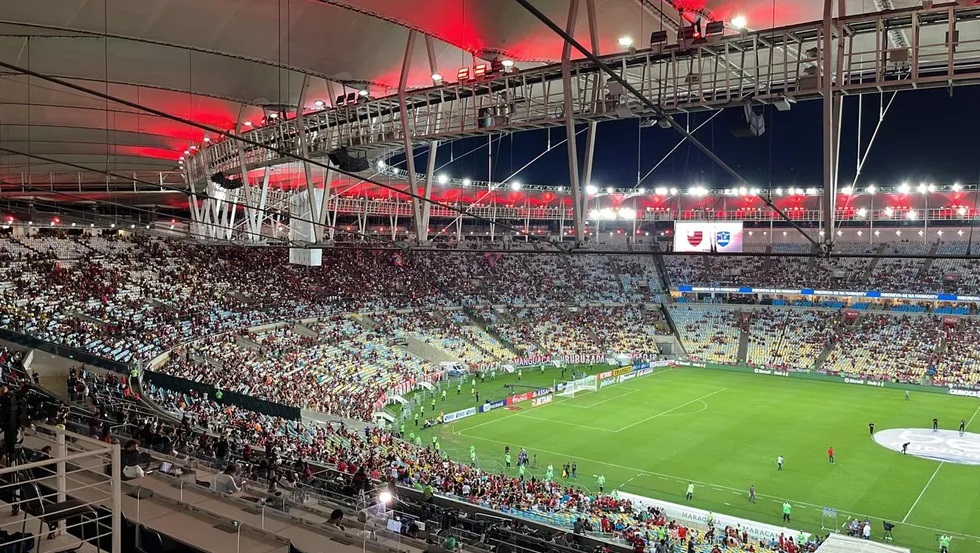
[{"left": 400, "top": 86, "right": 980, "bottom": 190}]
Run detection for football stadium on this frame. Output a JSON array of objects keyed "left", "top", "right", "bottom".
[{"left": 1, "top": 1, "right": 980, "bottom": 553}]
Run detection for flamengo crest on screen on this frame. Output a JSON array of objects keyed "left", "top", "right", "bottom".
[{"left": 687, "top": 230, "right": 703, "bottom": 246}]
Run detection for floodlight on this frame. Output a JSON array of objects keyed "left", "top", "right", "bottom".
[
  {"left": 501, "top": 59, "right": 515, "bottom": 68},
  {"left": 313, "top": 100, "right": 325, "bottom": 108},
  {"left": 731, "top": 15, "right": 747, "bottom": 29},
  {"left": 866, "top": 185, "right": 876, "bottom": 194},
  {"left": 898, "top": 182, "right": 910, "bottom": 194},
  {"left": 431, "top": 72, "right": 443, "bottom": 82},
  {"left": 462, "top": 178, "right": 472, "bottom": 187},
  {"left": 856, "top": 208, "right": 868, "bottom": 218},
  {"left": 654, "top": 187, "right": 667, "bottom": 196},
  {"left": 952, "top": 182, "right": 962, "bottom": 191},
  {"left": 669, "top": 187, "right": 678, "bottom": 195},
  {"left": 457, "top": 67, "right": 471, "bottom": 81},
  {"left": 606, "top": 187, "right": 614, "bottom": 194},
  {"left": 907, "top": 211, "right": 917, "bottom": 220},
  {"left": 358, "top": 89, "right": 369, "bottom": 97},
  {"left": 510, "top": 181, "right": 522, "bottom": 191},
  {"left": 705, "top": 21, "right": 725, "bottom": 35},
  {"left": 618, "top": 36, "right": 634, "bottom": 47},
  {"left": 586, "top": 184, "right": 599, "bottom": 195},
  {"left": 840, "top": 186, "right": 853, "bottom": 195},
  {"left": 650, "top": 30, "right": 668, "bottom": 46},
  {"left": 437, "top": 174, "right": 449, "bottom": 185},
  {"left": 379, "top": 491, "right": 393, "bottom": 504},
  {"left": 884, "top": 207, "right": 894, "bottom": 217},
  {"left": 203, "top": 137, "right": 211, "bottom": 143},
  {"left": 957, "top": 206, "right": 968, "bottom": 216}
]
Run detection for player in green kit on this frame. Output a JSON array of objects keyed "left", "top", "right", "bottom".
[{"left": 518, "top": 463, "right": 526, "bottom": 481}]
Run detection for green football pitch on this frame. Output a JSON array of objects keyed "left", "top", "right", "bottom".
[{"left": 415, "top": 366, "right": 980, "bottom": 553}]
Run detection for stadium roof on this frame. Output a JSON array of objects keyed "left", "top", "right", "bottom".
[{"left": 0, "top": 0, "right": 921, "bottom": 185}]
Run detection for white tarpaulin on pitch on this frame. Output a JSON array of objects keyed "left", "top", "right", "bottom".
[{"left": 816, "top": 534, "right": 909, "bottom": 553}]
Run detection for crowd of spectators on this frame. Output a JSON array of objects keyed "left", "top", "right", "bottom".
[{"left": 663, "top": 240, "right": 980, "bottom": 295}]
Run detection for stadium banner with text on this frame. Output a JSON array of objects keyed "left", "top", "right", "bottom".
[
  {"left": 616, "top": 491, "right": 805, "bottom": 543},
  {"left": 532, "top": 395, "right": 554, "bottom": 407},
  {"left": 443, "top": 407, "right": 477, "bottom": 423},
  {"left": 673, "top": 221, "right": 744, "bottom": 253},
  {"left": 533, "top": 387, "right": 553, "bottom": 398},
  {"left": 479, "top": 399, "right": 507, "bottom": 413},
  {"left": 673, "top": 285, "right": 980, "bottom": 304},
  {"left": 599, "top": 378, "right": 617, "bottom": 389},
  {"left": 612, "top": 367, "right": 633, "bottom": 378},
  {"left": 507, "top": 391, "right": 534, "bottom": 405},
  {"left": 673, "top": 360, "right": 952, "bottom": 395},
  {"left": 948, "top": 387, "right": 980, "bottom": 398}
]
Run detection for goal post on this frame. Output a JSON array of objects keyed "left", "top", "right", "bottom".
[{"left": 558, "top": 375, "right": 598, "bottom": 399}]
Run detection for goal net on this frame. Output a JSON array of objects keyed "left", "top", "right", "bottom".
[{"left": 559, "top": 375, "right": 598, "bottom": 399}]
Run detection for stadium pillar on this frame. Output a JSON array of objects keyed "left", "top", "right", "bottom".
[
  {"left": 581, "top": 0, "right": 601, "bottom": 243},
  {"left": 420, "top": 141, "right": 439, "bottom": 242},
  {"left": 397, "top": 31, "right": 425, "bottom": 242},
  {"left": 233, "top": 105, "right": 266, "bottom": 241},
  {"left": 821, "top": 0, "right": 844, "bottom": 254},
  {"left": 296, "top": 75, "right": 322, "bottom": 244},
  {"left": 561, "top": 0, "right": 586, "bottom": 244}
]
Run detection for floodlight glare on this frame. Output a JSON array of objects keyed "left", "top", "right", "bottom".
[
  {"left": 510, "top": 181, "right": 522, "bottom": 191},
  {"left": 437, "top": 174, "right": 449, "bottom": 185},
  {"left": 952, "top": 182, "right": 962, "bottom": 191},
  {"left": 585, "top": 184, "right": 599, "bottom": 195},
  {"left": 618, "top": 36, "right": 634, "bottom": 47},
  {"left": 379, "top": 491, "right": 393, "bottom": 504},
  {"left": 898, "top": 182, "right": 910, "bottom": 194},
  {"left": 840, "top": 186, "right": 853, "bottom": 195},
  {"left": 731, "top": 15, "right": 747, "bottom": 29},
  {"left": 462, "top": 178, "right": 472, "bottom": 187},
  {"left": 358, "top": 89, "right": 369, "bottom": 97},
  {"left": 884, "top": 207, "right": 895, "bottom": 217}
]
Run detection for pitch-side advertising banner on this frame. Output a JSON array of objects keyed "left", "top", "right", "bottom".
[
  {"left": 673, "top": 221, "right": 744, "bottom": 253},
  {"left": 443, "top": 407, "right": 477, "bottom": 423},
  {"left": 616, "top": 491, "right": 805, "bottom": 544}
]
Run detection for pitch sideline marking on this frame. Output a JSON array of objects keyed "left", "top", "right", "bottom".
[
  {"left": 573, "top": 388, "right": 641, "bottom": 409},
  {"left": 450, "top": 431, "right": 980, "bottom": 542},
  {"left": 517, "top": 414, "right": 615, "bottom": 433},
  {"left": 902, "top": 402, "right": 980, "bottom": 523},
  {"left": 614, "top": 388, "right": 727, "bottom": 433},
  {"left": 901, "top": 402, "right": 980, "bottom": 524},
  {"left": 901, "top": 461, "right": 944, "bottom": 523}
]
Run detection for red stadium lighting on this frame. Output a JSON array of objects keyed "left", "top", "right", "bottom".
[
  {"left": 457, "top": 67, "right": 471, "bottom": 81},
  {"left": 473, "top": 63, "right": 488, "bottom": 77}
]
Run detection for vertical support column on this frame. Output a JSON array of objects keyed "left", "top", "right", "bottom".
[
  {"left": 580, "top": 0, "right": 601, "bottom": 236},
  {"left": 318, "top": 167, "right": 335, "bottom": 241},
  {"left": 296, "top": 75, "right": 322, "bottom": 243},
  {"left": 561, "top": 0, "right": 585, "bottom": 243},
  {"left": 397, "top": 31, "right": 424, "bottom": 240},
  {"left": 111, "top": 441, "right": 122, "bottom": 553},
  {"left": 420, "top": 141, "right": 439, "bottom": 242},
  {"left": 820, "top": 0, "right": 838, "bottom": 253}
]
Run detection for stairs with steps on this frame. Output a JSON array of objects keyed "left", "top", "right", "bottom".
[
  {"left": 736, "top": 311, "right": 750, "bottom": 364},
  {"left": 292, "top": 322, "right": 319, "bottom": 339},
  {"left": 915, "top": 240, "right": 941, "bottom": 280},
  {"left": 858, "top": 244, "right": 886, "bottom": 283}
]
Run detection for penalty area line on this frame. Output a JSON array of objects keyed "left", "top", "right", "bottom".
[{"left": 614, "top": 388, "right": 727, "bottom": 433}]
